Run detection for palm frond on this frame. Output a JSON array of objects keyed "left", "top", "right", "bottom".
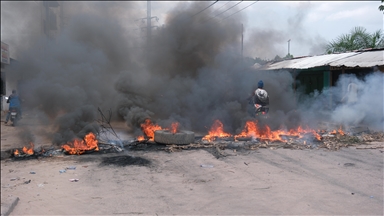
[{"left": 326, "top": 26, "right": 383, "bottom": 53}]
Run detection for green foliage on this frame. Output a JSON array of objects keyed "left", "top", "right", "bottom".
[
  {"left": 273, "top": 55, "right": 282, "bottom": 61},
  {"left": 254, "top": 57, "right": 268, "bottom": 65},
  {"left": 284, "top": 53, "right": 293, "bottom": 59},
  {"left": 326, "top": 26, "right": 384, "bottom": 54},
  {"left": 379, "top": 0, "right": 384, "bottom": 11}
]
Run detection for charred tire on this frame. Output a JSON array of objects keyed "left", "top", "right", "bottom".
[{"left": 154, "top": 130, "right": 195, "bottom": 145}]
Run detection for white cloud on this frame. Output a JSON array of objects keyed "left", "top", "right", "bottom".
[
  {"left": 326, "top": 7, "right": 367, "bottom": 21},
  {"left": 315, "top": 1, "right": 346, "bottom": 12},
  {"left": 278, "top": 1, "right": 310, "bottom": 8},
  {"left": 307, "top": 12, "right": 323, "bottom": 23}
]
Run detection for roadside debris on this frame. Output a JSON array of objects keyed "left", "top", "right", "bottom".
[
  {"left": 200, "top": 164, "right": 214, "bottom": 168},
  {"left": 5, "top": 123, "right": 384, "bottom": 162},
  {"left": 69, "top": 179, "right": 79, "bottom": 182},
  {"left": 66, "top": 166, "right": 76, "bottom": 170}
]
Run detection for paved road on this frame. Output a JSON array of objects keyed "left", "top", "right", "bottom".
[
  {"left": 1, "top": 146, "right": 383, "bottom": 215},
  {"left": 1, "top": 110, "right": 383, "bottom": 215}
]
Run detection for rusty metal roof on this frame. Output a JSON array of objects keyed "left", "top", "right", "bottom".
[{"left": 261, "top": 50, "right": 384, "bottom": 70}]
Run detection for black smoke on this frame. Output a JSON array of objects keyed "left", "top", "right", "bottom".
[{"left": 2, "top": 1, "right": 381, "bottom": 147}]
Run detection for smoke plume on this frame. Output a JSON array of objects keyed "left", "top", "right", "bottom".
[
  {"left": 295, "top": 71, "right": 384, "bottom": 131},
  {"left": 2, "top": 1, "right": 382, "bottom": 146}
]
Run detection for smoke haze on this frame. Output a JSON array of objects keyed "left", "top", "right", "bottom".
[{"left": 1, "top": 1, "right": 382, "bottom": 145}]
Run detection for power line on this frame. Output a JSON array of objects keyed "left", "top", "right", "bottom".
[
  {"left": 211, "top": 0, "right": 233, "bottom": 15},
  {"left": 192, "top": 0, "right": 219, "bottom": 17},
  {"left": 221, "top": 0, "right": 259, "bottom": 21},
  {"left": 208, "top": 0, "right": 243, "bottom": 21}
]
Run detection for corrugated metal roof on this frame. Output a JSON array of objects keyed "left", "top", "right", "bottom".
[
  {"left": 262, "top": 50, "right": 384, "bottom": 70},
  {"left": 330, "top": 51, "right": 384, "bottom": 67}
]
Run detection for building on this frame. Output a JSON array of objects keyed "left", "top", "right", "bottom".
[
  {"left": 1, "top": 1, "right": 64, "bottom": 111},
  {"left": 258, "top": 48, "right": 384, "bottom": 107},
  {"left": 1, "top": 41, "right": 11, "bottom": 111}
]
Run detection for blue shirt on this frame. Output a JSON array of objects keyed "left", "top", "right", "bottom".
[{"left": 8, "top": 94, "right": 21, "bottom": 108}]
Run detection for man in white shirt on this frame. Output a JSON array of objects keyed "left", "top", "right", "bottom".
[
  {"left": 253, "top": 80, "right": 269, "bottom": 115},
  {"left": 342, "top": 79, "right": 358, "bottom": 104}
]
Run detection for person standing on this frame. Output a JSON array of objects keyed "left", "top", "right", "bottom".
[
  {"left": 254, "top": 80, "right": 269, "bottom": 109},
  {"left": 253, "top": 80, "right": 269, "bottom": 114},
  {"left": 5, "top": 90, "right": 21, "bottom": 124},
  {"left": 341, "top": 79, "right": 358, "bottom": 105}
]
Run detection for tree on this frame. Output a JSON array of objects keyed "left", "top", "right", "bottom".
[
  {"left": 326, "top": 26, "right": 384, "bottom": 54},
  {"left": 284, "top": 53, "right": 293, "bottom": 59},
  {"left": 254, "top": 57, "right": 268, "bottom": 65},
  {"left": 273, "top": 55, "right": 283, "bottom": 62},
  {"left": 379, "top": 0, "right": 384, "bottom": 12}
]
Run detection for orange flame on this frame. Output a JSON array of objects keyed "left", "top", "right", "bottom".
[
  {"left": 140, "top": 119, "right": 163, "bottom": 140},
  {"left": 136, "top": 120, "right": 180, "bottom": 140},
  {"left": 202, "top": 120, "right": 232, "bottom": 142},
  {"left": 61, "top": 132, "right": 99, "bottom": 155},
  {"left": 22, "top": 142, "right": 34, "bottom": 155},
  {"left": 338, "top": 126, "right": 345, "bottom": 136},
  {"left": 235, "top": 121, "right": 259, "bottom": 139},
  {"left": 137, "top": 135, "right": 145, "bottom": 141},
  {"left": 13, "top": 143, "right": 34, "bottom": 156},
  {"left": 171, "top": 122, "right": 179, "bottom": 134},
  {"left": 330, "top": 127, "right": 345, "bottom": 136},
  {"left": 234, "top": 121, "right": 322, "bottom": 142}
]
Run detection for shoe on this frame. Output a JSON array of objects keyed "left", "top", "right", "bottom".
[{"left": 4, "top": 121, "right": 8, "bottom": 124}]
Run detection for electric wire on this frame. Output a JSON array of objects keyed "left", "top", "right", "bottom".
[
  {"left": 208, "top": 0, "right": 243, "bottom": 21},
  {"left": 192, "top": 0, "right": 219, "bottom": 17},
  {"left": 221, "top": 0, "right": 259, "bottom": 21},
  {"left": 211, "top": 0, "right": 233, "bottom": 15}
]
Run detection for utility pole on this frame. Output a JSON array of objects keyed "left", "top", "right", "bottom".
[
  {"left": 134, "top": 1, "right": 159, "bottom": 57},
  {"left": 287, "top": 39, "right": 291, "bottom": 56},
  {"left": 241, "top": 23, "right": 243, "bottom": 59},
  {"left": 147, "top": 1, "right": 152, "bottom": 49}
]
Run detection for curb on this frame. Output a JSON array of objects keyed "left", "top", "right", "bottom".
[{"left": 1, "top": 196, "right": 19, "bottom": 216}]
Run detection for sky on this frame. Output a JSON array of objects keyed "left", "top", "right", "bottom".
[
  {"left": 1, "top": 1, "right": 383, "bottom": 60},
  {"left": 147, "top": 1, "right": 384, "bottom": 59}
]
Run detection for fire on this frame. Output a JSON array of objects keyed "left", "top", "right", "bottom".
[
  {"left": 13, "top": 143, "right": 34, "bottom": 156},
  {"left": 234, "top": 121, "right": 285, "bottom": 142},
  {"left": 234, "top": 121, "right": 322, "bottom": 142},
  {"left": 298, "top": 126, "right": 322, "bottom": 141},
  {"left": 22, "top": 142, "right": 34, "bottom": 155},
  {"left": 140, "top": 119, "right": 163, "bottom": 140},
  {"left": 137, "top": 135, "right": 146, "bottom": 141},
  {"left": 330, "top": 126, "right": 345, "bottom": 136},
  {"left": 202, "top": 120, "right": 232, "bottom": 142},
  {"left": 235, "top": 121, "right": 259, "bottom": 139},
  {"left": 171, "top": 122, "right": 179, "bottom": 134},
  {"left": 61, "top": 132, "right": 99, "bottom": 155},
  {"left": 136, "top": 120, "right": 180, "bottom": 140}
]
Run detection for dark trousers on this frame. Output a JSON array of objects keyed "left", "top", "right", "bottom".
[{"left": 5, "top": 107, "right": 21, "bottom": 122}]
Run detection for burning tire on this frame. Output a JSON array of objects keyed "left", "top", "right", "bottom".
[{"left": 154, "top": 130, "right": 195, "bottom": 145}]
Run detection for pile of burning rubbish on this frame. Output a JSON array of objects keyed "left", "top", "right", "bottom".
[
  {"left": 11, "top": 131, "right": 124, "bottom": 159},
  {"left": 10, "top": 118, "right": 384, "bottom": 159}
]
